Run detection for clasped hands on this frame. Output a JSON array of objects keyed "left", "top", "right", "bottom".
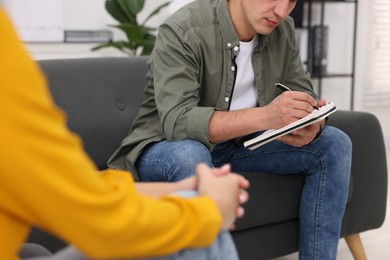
[
  {"left": 175, "top": 163, "right": 250, "bottom": 231},
  {"left": 136, "top": 163, "right": 250, "bottom": 231}
]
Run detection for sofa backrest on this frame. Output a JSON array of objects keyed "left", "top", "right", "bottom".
[{"left": 38, "top": 57, "right": 148, "bottom": 170}]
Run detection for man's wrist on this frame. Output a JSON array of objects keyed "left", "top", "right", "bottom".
[
  {"left": 310, "top": 118, "right": 326, "bottom": 144},
  {"left": 310, "top": 125, "right": 323, "bottom": 144}
]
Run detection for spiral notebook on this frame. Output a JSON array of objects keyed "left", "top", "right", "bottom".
[{"left": 244, "top": 102, "right": 337, "bottom": 150}]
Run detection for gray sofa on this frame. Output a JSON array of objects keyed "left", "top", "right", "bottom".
[{"left": 29, "top": 57, "right": 388, "bottom": 259}]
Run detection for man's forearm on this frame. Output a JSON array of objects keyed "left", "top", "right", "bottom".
[{"left": 208, "top": 108, "right": 269, "bottom": 144}]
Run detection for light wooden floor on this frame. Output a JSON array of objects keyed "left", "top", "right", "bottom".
[{"left": 272, "top": 147, "right": 390, "bottom": 260}]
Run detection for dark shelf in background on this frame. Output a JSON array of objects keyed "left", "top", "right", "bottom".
[
  {"left": 294, "top": 0, "right": 358, "bottom": 110},
  {"left": 311, "top": 73, "right": 354, "bottom": 78}
]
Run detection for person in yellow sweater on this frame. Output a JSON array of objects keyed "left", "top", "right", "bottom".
[{"left": 0, "top": 6, "right": 249, "bottom": 260}]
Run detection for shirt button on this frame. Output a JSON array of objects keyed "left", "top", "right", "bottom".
[
  {"left": 225, "top": 97, "right": 230, "bottom": 102},
  {"left": 231, "top": 66, "right": 235, "bottom": 71},
  {"left": 227, "top": 43, "right": 232, "bottom": 48},
  {"left": 233, "top": 46, "right": 239, "bottom": 52}
]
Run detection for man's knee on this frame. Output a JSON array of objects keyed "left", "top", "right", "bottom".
[
  {"left": 323, "top": 126, "right": 352, "bottom": 154},
  {"left": 173, "top": 140, "right": 211, "bottom": 164},
  {"left": 321, "top": 126, "right": 352, "bottom": 181},
  {"left": 137, "top": 140, "right": 212, "bottom": 182},
  {"left": 166, "top": 140, "right": 212, "bottom": 180}
]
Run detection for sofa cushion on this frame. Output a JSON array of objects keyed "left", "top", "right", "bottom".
[
  {"left": 39, "top": 57, "right": 148, "bottom": 170},
  {"left": 235, "top": 172, "right": 304, "bottom": 231}
]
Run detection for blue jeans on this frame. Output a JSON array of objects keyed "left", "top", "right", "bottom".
[
  {"left": 136, "top": 126, "right": 352, "bottom": 260},
  {"left": 22, "top": 231, "right": 237, "bottom": 260}
]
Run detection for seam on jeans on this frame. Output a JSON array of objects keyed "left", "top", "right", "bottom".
[
  {"left": 228, "top": 143, "right": 329, "bottom": 259},
  {"left": 314, "top": 155, "right": 327, "bottom": 260}
]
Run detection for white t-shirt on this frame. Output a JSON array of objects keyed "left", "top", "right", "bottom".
[{"left": 229, "top": 35, "right": 259, "bottom": 111}]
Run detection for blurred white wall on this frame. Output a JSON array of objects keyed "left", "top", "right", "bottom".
[
  {"left": 63, "top": 0, "right": 170, "bottom": 40},
  {"left": 168, "top": 0, "right": 194, "bottom": 14},
  {"left": 2, "top": 0, "right": 64, "bottom": 42}
]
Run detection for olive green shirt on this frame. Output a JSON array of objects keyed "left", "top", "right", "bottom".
[{"left": 108, "top": 0, "right": 315, "bottom": 179}]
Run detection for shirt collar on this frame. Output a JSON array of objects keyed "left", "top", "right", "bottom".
[{"left": 216, "top": 0, "right": 268, "bottom": 51}]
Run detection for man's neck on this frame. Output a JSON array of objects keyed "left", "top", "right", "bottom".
[{"left": 227, "top": 0, "right": 256, "bottom": 42}]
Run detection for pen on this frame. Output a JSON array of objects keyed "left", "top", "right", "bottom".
[
  {"left": 275, "top": 83, "right": 319, "bottom": 110},
  {"left": 275, "top": 82, "right": 292, "bottom": 92}
]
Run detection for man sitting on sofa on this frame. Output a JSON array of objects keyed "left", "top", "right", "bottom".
[
  {"left": 0, "top": 6, "right": 250, "bottom": 260},
  {"left": 108, "top": 0, "right": 353, "bottom": 259}
]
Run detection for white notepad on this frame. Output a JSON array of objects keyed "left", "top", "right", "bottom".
[{"left": 244, "top": 102, "right": 337, "bottom": 150}]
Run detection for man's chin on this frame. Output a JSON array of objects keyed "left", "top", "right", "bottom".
[
  {"left": 255, "top": 23, "right": 277, "bottom": 36},
  {"left": 256, "top": 29, "right": 274, "bottom": 36}
]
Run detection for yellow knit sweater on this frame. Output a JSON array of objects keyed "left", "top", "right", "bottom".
[{"left": 0, "top": 7, "right": 221, "bottom": 260}]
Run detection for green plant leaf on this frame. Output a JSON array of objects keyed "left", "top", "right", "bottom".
[
  {"left": 142, "top": 2, "right": 170, "bottom": 25},
  {"left": 122, "top": 0, "right": 145, "bottom": 15},
  {"left": 112, "top": 24, "right": 147, "bottom": 43},
  {"left": 116, "top": 0, "right": 139, "bottom": 24},
  {"left": 91, "top": 42, "right": 113, "bottom": 51},
  {"left": 105, "top": 0, "right": 133, "bottom": 24},
  {"left": 141, "top": 34, "right": 157, "bottom": 55},
  {"left": 98, "top": 0, "right": 164, "bottom": 56},
  {"left": 114, "top": 23, "right": 154, "bottom": 35},
  {"left": 91, "top": 40, "right": 136, "bottom": 56}
]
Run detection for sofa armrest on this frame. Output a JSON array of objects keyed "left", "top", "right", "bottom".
[{"left": 328, "top": 110, "right": 388, "bottom": 235}]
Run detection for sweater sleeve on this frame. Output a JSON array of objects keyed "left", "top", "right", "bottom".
[{"left": 0, "top": 8, "right": 221, "bottom": 259}]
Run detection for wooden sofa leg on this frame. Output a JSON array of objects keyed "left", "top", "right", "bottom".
[{"left": 344, "top": 233, "right": 367, "bottom": 260}]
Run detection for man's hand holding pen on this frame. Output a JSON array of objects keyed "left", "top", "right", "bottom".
[{"left": 263, "top": 83, "right": 327, "bottom": 147}]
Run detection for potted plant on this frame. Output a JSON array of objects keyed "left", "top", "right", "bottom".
[{"left": 92, "top": 0, "right": 170, "bottom": 56}]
